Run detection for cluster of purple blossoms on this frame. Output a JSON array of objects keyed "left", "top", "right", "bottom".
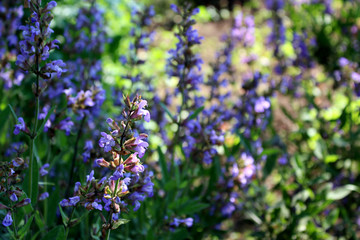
[
  {"left": 194, "top": 12, "right": 256, "bottom": 165},
  {"left": 16, "top": 1, "right": 66, "bottom": 80},
  {"left": 165, "top": 5, "right": 210, "bottom": 162},
  {"left": 64, "top": 86, "right": 106, "bottom": 118},
  {"left": 231, "top": 153, "right": 256, "bottom": 186},
  {"left": 335, "top": 57, "right": 360, "bottom": 97},
  {"left": 231, "top": 12, "right": 255, "bottom": 47},
  {"left": 166, "top": 4, "right": 204, "bottom": 100},
  {"left": 210, "top": 152, "right": 257, "bottom": 218},
  {"left": 0, "top": 1, "right": 25, "bottom": 89},
  {"left": 54, "top": 1, "right": 109, "bottom": 165},
  {"left": 265, "top": 0, "right": 286, "bottom": 57},
  {"left": 61, "top": 96, "right": 153, "bottom": 237},
  {"left": 62, "top": 1, "right": 107, "bottom": 91},
  {"left": 234, "top": 72, "right": 272, "bottom": 137},
  {"left": 170, "top": 217, "right": 194, "bottom": 228},
  {"left": 277, "top": 31, "right": 316, "bottom": 96},
  {"left": 114, "top": 4, "right": 156, "bottom": 129},
  {"left": 0, "top": 156, "right": 31, "bottom": 227},
  {"left": 119, "top": 5, "right": 155, "bottom": 74}
]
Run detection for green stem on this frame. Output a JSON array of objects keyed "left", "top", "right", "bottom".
[
  {"left": 66, "top": 116, "right": 86, "bottom": 198},
  {"left": 65, "top": 207, "right": 76, "bottom": 239},
  {"left": 29, "top": 45, "right": 41, "bottom": 203},
  {"left": 105, "top": 180, "right": 119, "bottom": 240},
  {"left": 106, "top": 229, "right": 111, "bottom": 240},
  {"left": 12, "top": 211, "right": 18, "bottom": 238}
]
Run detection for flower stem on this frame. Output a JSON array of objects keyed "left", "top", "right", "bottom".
[
  {"left": 106, "top": 229, "right": 111, "bottom": 240},
  {"left": 65, "top": 207, "right": 76, "bottom": 239},
  {"left": 28, "top": 51, "right": 41, "bottom": 204},
  {"left": 66, "top": 115, "right": 86, "bottom": 198}
]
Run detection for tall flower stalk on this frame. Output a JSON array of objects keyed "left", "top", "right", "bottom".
[
  {"left": 61, "top": 95, "right": 153, "bottom": 239},
  {"left": 16, "top": 0, "right": 66, "bottom": 204}
]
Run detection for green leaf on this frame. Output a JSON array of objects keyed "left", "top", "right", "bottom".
[
  {"left": 40, "top": 226, "right": 65, "bottom": 240},
  {"left": 179, "top": 201, "right": 209, "bottom": 215},
  {"left": 6, "top": 226, "right": 17, "bottom": 240},
  {"left": 34, "top": 210, "right": 45, "bottom": 230},
  {"left": 36, "top": 105, "right": 56, "bottom": 138},
  {"left": 324, "top": 154, "right": 338, "bottom": 163},
  {"left": 171, "top": 228, "right": 190, "bottom": 240},
  {"left": 245, "top": 210, "right": 262, "bottom": 224},
  {"left": 188, "top": 106, "right": 204, "bottom": 120},
  {"left": 18, "top": 215, "right": 34, "bottom": 239},
  {"left": 237, "top": 131, "right": 251, "bottom": 152},
  {"left": 111, "top": 218, "right": 130, "bottom": 230},
  {"left": 31, "top": 231, "right": 42, "bottom": 240},
  {"left": 68, "top": 212, "right": 89, "bottom": 228},
  {"left": 263, "top": 153, "right": 278, "bottom": 179},
  {"left": 58, "top": 205, "right": 69, "bottom": 226},
  {"left": 38, "top": 181, "right": 55, "bottom": 186},
  {"left": 0, "top": 106, "right": 10, "bottom": 135},
  {"left": 326, "top": 184, "right": 360, "bottom": 200},
  {"left": 8, "top": 104, "right": 18, "bottom": 122},
  {"left": 157, "top": 147, "right": 169, "bottom": 185},
  {"left": 159, "top": 102, "right": 174, "bottom": 121}
]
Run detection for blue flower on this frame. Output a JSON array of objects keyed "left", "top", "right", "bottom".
[
  {"left": 2, "top": 212, "right": 13, "bottom": 227},
  {"left": 133, "top": 135, "right": 149, "bottom": 158},
  {"left": 10, "top": 193, "right": 18, "bottom": 202},
  {"left": 39, "top": 192, "right": 49, "bottom": 201},
  {"left": 132, "top": 100, "right": 150, "bottom": 122},
  {"left": 99, "top": 132, "right": 115, "bottom": 152},
  {"left": 40, "top": 163, "right": 50, "bottom": 176},
  {"left": 14, "top": 117, "right": 25, "bottom": 135},
  {"left": 69, "top": 196, "right": 80, "bottom": 206}
]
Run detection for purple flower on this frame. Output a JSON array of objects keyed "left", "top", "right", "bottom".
[
  {"left": 110, "top": 165, "right": 124, "bottom": 180},
  {"left": 171, "top": 218, "right": 181, "bottom": 227},
  {"left": 99, "top": 132, "right": 115, "bottom": 152},
  {"left": 170, "top": 217, "right": 193, "bottom": 227},
  {"left": 339, "top": 57, "right": 349, "bottom": 67},
  {"left": 133, "top": 135, "right": 149, "bottom": 158},
  {"left": 183, "top": 218, "right": 193, "bottom": 227},
  {"left": 221, "top": 203, "right": 236, "bottom": 217},
  {"left": 86, "top": 170, "right": 95, "bottom": 183},
  {"left": 278, "top": 155, "right": 288, "bottom": 165},
  {"left": 92, "top": 202, "right": 103, "bottom": 211},
  {"left": 254, "top": 97, "right": 271, "bottom": 113},
  {"left": 60, "top": 199, "right": 70, "bottom": 207},
  {"left": 16, "top": 198, "right": 31, "bottom": 207},
  {"left": 351, "top": 72, "right": 360, "bottom": 83},
  {"left": 40, "top": 163, "right": 50, "bottom": 176},
  {"left": 2, "top": 212, "right": 13, "bottom": 227},
  {"left": 39, "top": 192, "right": 49, "bottom": 201},
  {"left": 14, "top": 117, "right": 25, "bottom": 135},
  {"left": 74, "top": 182, "right": 81, "bottom": 192},
  {"left": 132, "top": 100, "right": 150, "bottom": 122},
  {"left": 43, "top": 60, "right": 67, "bottom": 79},
  {"left": 69, "top": 196, "right": 80, "bottom": 206},
  {"left": 170, "top": 4, "right": 179, "bottom": 13},
  {"left": 10, "top": 193, "right": 18, "bottom": 202},
  {"left": 45, "top": 1, "right": 57, "bottom": 11},
  {"left": 58, "top": 118, "right": 74, "bottom": 135},
  {"left": 82, "top": 140, "right": 93, "bottom": 162}
]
